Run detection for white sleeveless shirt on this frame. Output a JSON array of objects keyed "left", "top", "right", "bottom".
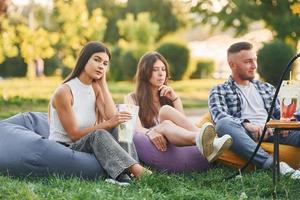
[{"left": 49, "top": 77, "right": 97, "bottom": 144}]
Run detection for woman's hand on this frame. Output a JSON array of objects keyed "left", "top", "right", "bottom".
[
  {"left": 107, "top": 111, "right": 132, "bottom": 128},
  {"left": 147, "top": 129, "right": 167, "bottom": 151},
  {"left": 96, "top": 69, "right": 107, "bottom": 86},
  {"left": 158, "top": 85, "right": 177, "bottom": 101}
]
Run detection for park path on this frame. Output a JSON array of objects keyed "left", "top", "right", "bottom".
[{"left": 185, "top": 108, "right": 208, "bottom": 124}]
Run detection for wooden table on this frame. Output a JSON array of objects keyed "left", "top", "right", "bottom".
[{"left": 266, "top": 120, "right": 300, "bottom": 185}]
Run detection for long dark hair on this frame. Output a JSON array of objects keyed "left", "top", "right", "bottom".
[
  {"left": 64, "top": 41, "right": 111, "bottom": 83},
  {"left": 135, "top": 51, "right": 173, "bottom": 128}
]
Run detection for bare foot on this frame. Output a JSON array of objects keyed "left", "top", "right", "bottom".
[{"left": 128, "top": 164, "right": 152, "bottom": 178}]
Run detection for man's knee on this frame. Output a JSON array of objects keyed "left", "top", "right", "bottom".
[{"left": 215, "top": 117, "right": 241, "bottom": 136}]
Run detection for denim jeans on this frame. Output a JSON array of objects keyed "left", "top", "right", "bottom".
[
  {"left": 216, "top": 117, "right": 272, "bottom": 168},
  {"left": 69, "top": 128, "right": 138, "bottom": 179},
  {"left": 215, "top": 117, "right": 300, "bottom": 168}
]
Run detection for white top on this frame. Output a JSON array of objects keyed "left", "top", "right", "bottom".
[
  {"left": 49, "top": 78, "right": 97, "bottom": 144},
  {"left": 124, "top": 93, "right": 159, "bottom": 126},
  {"left": 236, "top": 82, "right": 268, "bottom": 126}
]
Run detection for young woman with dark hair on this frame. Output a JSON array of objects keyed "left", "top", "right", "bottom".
[{"left": 49, "top": 41, "right": 150, "bottom": 185}]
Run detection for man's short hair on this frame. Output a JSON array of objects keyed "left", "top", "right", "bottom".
[{"left": 227, "top": 42, "right": 253, "bottom": 56}]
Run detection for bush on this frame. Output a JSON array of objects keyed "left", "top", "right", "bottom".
[
  {"left": 156, "top": 42, "right": 190, "bottom": 80},
  {"left": 257, "top": 40, "right": 295, "bottom": 86},
  {"left": 0, "top": 56, "right": 27, "bottom": 77},
  {"left": 120, "top": 50, "right": 139, "bottom": 81},
  {"left": 190, "top": 59, "right": 215, "bottom": 79},
  {"left": 109, "top": 47, "right": 139, "bottom": 81},
  {"left": 44, "top": 56, "right": 61, "bottom": 76},
  {"left": 108, "top": 46, "right": 124, "bottom": 81}
]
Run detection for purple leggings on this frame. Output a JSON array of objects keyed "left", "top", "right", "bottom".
[{"left": 133, "top": 132, "right": 210, "bottom": 173}]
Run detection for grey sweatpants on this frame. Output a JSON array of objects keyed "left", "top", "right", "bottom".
[{"left": 69, "top": 128, "right": 138, "bottom": 179}]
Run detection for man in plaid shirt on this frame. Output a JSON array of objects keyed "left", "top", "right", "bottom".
[{"left": 208, "top": 42, "right": 300, "bottom": 169}]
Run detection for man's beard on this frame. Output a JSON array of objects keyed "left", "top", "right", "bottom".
[{"left": 239, "top": 72, "right": 255, "bottom": 81}]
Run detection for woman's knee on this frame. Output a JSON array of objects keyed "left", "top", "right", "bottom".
[
  {"left": 91, "top": 130, "right": 114, "bottom": 141},
  {"left": 158, "top": 105, "right": 174, "bottom": 121},
  {"left": 156, "top": 120, "right": 173, "bottom": 133}
]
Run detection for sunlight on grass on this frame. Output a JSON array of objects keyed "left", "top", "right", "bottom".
[{"left": 0, "top": 77, "right": 224, "bottom": 108}]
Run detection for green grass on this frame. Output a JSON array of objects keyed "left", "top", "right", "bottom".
[
  {"left": 0, "top": 77, "right": 223, "bottom": 119},
  {"left": 1, "top": 77, "right": 299, "bottom": 199},
  {"left": 1, "top": 167, "right": 300, "bottom": 199}
]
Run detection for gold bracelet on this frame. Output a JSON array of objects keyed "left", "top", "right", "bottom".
[{"left": 171, "top": 96, "right": 178, "bottom": 102}]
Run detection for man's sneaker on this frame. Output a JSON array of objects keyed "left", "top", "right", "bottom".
[
  {"left": 195, "top": 122, "right": 216, "bottom": 158},
  {"left": 291, "top": 170, "right": 300, "bottom": 180},
  {"left": 279, "top": 162, "right": 295, "bottom": 176},
  {"left": 207, "top": 134, "right": 232, "bottom": 162},
  {"left": 105, "top": 174, "right": 131, "bottom": 186}
]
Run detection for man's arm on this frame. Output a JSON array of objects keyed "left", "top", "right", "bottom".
[{"left": 208, "top": 85, "right": 245, "bottom": 124}]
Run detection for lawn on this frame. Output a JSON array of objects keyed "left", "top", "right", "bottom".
[
  {"left": 0, "top": 77, "right": 300, "bottom": 199},
  {"left": 0, "top": 77, "right": 224, "bottom": 119}
]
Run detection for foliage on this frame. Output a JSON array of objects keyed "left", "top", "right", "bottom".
[
  {"left": 52, "top": 0, "right": 107, "bottom": 69},
  {"left": 257, "top": 40, "right": 295, "bottom": 86},
  {"left": 190, "top": 59, "right": 215, "bottom": 79},
  {"left": 16, "top": 24, "right": 59, "bottom": 78},
  {"left": 108, "top": 46, "right": 123, "bottom": 81},
  {"left": 44, "top": 55, "right": 61, "bottom": 76},
  {"left": 0, "top": 56, "right": 26, "bottom": 77},
  {"left": 85, "top": 0, "right": 125, "bottom": 43},
  {"left": 119, "top": 50, "right": 139, "bottom": 81},
  {"left": 86, "top": 0, "right": 187, "bottom": 42},
  {"left": 156, "top": 42, "right": 190, "bottom": 80},
  {"left": 117, "top": 12, "right": 159, "bottom": 53},
  {"left": 0, "top": 17, "right": 18, "bottom": 63},
  {"left": 0, "top": 167, "right": 300, "bottom": 199},
  {"left": 192, "top": 0, "right": 300, "bottom": 48},
  {"left": 126, "top": 0, "right": 188, "bottom": 39}
]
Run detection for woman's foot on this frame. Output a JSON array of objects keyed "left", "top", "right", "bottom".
[
  {"left": 195, "top": 122, "right": 216, "bottom": 158},
  {"left": 207, "top": 134, "right": 232, "bottom": 162},
  {"left": 129, "top": 164, "right": 152, "bottom": 179}
]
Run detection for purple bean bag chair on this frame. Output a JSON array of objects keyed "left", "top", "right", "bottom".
[{"left": 133, "top": 132, "right": 210, "bottom": 173}]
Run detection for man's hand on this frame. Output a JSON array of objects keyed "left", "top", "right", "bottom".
[
  {"left": 147, "top": 129, "right": 167, "bottom": 151},
  {"left": 243, "top": 123, "right": 273, "bottom": 141},
  {"left": 280, "top": 130, "right": 289, "bottom": 138}
]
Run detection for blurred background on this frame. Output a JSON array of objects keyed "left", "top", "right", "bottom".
[{"left": 1, "top": 0, "right": 300, "bottom": 119}]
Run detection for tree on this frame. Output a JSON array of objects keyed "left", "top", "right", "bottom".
[
  {"left": 86, "top": 0, "right": 188, "bottom": 42},
  {"left": 0, "top": 17, "right": 18, "bottom": 64},
  {"left": 126, "top": 0, "right": 187, "bottom": 39},
  {"left": 0, "top": 0, "right": 9, "bottom": 16},
  {"left": 16, "top": 24, "right": 58, "bottom": 78},
  {"left": 192, "top": 0, "right": 300, "bottom": 48},
  {"left": 85, "top": 0, "right": 125, "bottom": 43},
  {"left": 52, "top": 0, "right": 107, "bottom": 69},
  {"left": 117, "top": 12, "right": 159, "bottom": 53}
]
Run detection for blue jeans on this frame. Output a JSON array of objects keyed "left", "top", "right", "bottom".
[{"left": 215, "top": 117, "right": 300, "bottom": 168}]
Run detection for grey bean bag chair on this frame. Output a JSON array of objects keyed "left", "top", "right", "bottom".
[{"left": 0, "top": 112, "right": 104, "bottom": 179}]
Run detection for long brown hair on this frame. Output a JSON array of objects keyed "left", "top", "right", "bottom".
[{"left": 135, "top": 51, "right": 173, "bottom": 128}]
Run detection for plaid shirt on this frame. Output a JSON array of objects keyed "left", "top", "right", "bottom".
[{"left": 208, "top": 76, "right": 280, "bottom": 124}]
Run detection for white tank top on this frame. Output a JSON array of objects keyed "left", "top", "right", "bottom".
[{"left": 49, "top": 77, "right": 97, "bottom": 144}]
